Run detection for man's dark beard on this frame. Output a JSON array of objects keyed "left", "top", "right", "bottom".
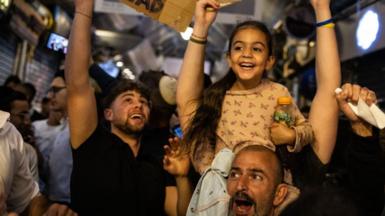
[
  {"left": 228, "top": 192, "right": 258, "bottom": 216},
  {"left": 115, "top": 120, "right": 144, "bottom": 138}
]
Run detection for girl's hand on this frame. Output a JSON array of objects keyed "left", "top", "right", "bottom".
[
  {"left": 193, "top": 0, "right": 220, "bottom": 37},
  {"left": 163, "top": 137, "right": 190, "bottom": 177},
  {"left": 270, "top": 122, "right": 296, "bottom": 146}
]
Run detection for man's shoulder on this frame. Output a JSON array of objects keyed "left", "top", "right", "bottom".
[
  {"left": 0, "top": 119, "right": 21, "bottom": 142},
  {"left": 74, "top": 125, "right": 113, "bottom": 153}
]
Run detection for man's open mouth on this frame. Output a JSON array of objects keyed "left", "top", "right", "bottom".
[{"left": 231, "top": 192, "right": 255, "bottom": 215}]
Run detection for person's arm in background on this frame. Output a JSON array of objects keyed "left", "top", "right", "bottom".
[
  {"left": 176, "top": 0, "right": 219, "bottom": 130},
  {"left": 308, "top": 0, "right": 341, "bottom": 164},
  {"left": 163, "top": 138, "right": 193, "bottom": 216},
  {"left": 64, "top": 0, "right": 98, "bottom": 149},
  {"left": 336, "top": 83, "right": 385, "bottom": 216}
]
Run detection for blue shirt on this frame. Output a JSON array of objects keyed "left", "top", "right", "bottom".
[{"left": 47, "top": 126, "right": 72, "bottom": 203}]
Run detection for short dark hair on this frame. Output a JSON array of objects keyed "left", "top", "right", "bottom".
[
  {"left": 0, "top": 87, "right": 28, "bottom": 112},
  {"left": 103, "top": 79, "right": 151, "bottom": 109},
  {"left": 3, "top": 75, "right": 21, "bottom": 87},
  {"left": 23, "top": 83, "right": 36, "bottom": 102}
]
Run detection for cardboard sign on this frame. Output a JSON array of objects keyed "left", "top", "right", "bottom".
[
  {"left": 218, "top": 0, "right": 241, "bottom": 8},
  {"left": 120, "top": 0, "right": 194, "bottom": 32},
  {"left": 120, "top": 0, "right": 164, "bottom": 19},
  {"left": 120, "top": 0, "right": 241, "bottom": 32},
  {"left": 158, "top": 0, "right": 195, "bottom": 32}
]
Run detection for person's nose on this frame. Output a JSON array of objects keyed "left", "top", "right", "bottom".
[
  {"left": 236, "top": 175, "right": 248, "bottom": 192},
  {"left": 242, "top": 48, "right": 252, "bottom": 58},
  {"left": 132, "top": 99, "right": 143, "bottom": 109}
]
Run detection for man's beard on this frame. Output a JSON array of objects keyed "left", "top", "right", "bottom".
[
  {"left": 115, "top": 117, "right": 145, "bottom": 138},
  {"left": 228, "top": 192, "right": 258, "bottom": 216}
]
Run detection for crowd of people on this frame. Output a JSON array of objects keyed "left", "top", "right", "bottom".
[{"left": 0, "top": 0, "right": 384, "bottom": 215}]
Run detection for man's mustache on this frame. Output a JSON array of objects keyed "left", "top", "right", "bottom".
[{"left": 228, "top": 192, "right": 258, "bottom": 216}]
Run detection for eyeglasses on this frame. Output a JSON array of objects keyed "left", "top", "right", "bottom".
[{"left": 49, "top": 86, "right": 66, "bottom": 94}]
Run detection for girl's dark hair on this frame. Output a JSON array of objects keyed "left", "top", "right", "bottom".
[
  {"left": 182, "top": 20, "right": 274, "bottom": 157},
  {"left": 227, "top": 20, "right": 273, "bottom": 55}
]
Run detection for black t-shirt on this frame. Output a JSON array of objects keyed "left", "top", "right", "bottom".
[
  {"left": 71, "top": 125, "right": 174, "bottom": 215},
  {"left": 141, "top": 127, "right": 172, "bottom": 161}
]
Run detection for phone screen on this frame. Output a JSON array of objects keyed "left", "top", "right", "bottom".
[
  {"left": 173, "top": 125, "right": 183, "bottom": 138},
  {"left": 47, "top": 33, "right": 68, "bottom": 54}
]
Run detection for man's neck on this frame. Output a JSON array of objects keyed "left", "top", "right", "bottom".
[
  {"left": 47, "top": 110, "right": 67, "bottom": 126},
  {"left": 111, "top": 125, "right": 141, "bottom": 157}
]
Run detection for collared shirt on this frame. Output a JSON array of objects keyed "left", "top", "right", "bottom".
[
  {"left": 47, "top": 126, "right": 71, "bottom": 203},
  {"left": 0, "top": 110, "right": 39, "bottom": 215},
  {"left": 71, "top": 125, "right": 174, "bottom": 215},
  {"left": 33, "top": 118, "right": 67, "bottom": 191}
]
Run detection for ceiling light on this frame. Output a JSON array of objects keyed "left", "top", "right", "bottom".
[
  {"left": 356, "top": 10, "right": 380, "bottom": 50},
  {"left": 116, "top": 61, "right": 124, "bottom": 67}
]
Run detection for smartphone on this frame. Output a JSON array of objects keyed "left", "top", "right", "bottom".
[
  {"left": 172, "top": 125, "right": 183, "bottom": 139},
  {"left": 46, "top": 32, "right": 68, "bottom": 54}
]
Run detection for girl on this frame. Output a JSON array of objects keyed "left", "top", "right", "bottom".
[{"left": 177, "top": 0, "right": 313, "bottom": 175}]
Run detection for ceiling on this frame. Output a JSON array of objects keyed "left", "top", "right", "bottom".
[{"left": 38, "top": 0, "right": 363, "bottom": 75}]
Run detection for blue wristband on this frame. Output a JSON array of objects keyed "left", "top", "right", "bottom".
[{"left": 316, "top": 18, "right": 334, "bottom": 27}]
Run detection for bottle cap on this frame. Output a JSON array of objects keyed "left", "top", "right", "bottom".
[{"left": 277, "top": 96, "right": 292, "bottom": 105}]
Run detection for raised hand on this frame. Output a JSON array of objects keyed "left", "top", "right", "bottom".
[
  {"left": 270, "top": 122, "right": 296, "bottom": 146},
  {"left": 336, "top": 83, "right": 377, "bottom": 122},
  {"left": 163, "top": 137, "right": 190, "bottom": 177},
  {"left": 193, "top": 0, "right": 220, "bottom": 37},
  {"left": 336, "top": 83, "right": 377, "bottom": 136}
]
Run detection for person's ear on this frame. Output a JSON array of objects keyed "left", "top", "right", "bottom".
[
  {"left": 273, "top": 183, "right": 288, "bottom": 206},
  {"left": 265, "top": 56, "right": 276, "bottom": 71},
  {"left": 104, "top": 108, "right": 113, "bottom": 121}
]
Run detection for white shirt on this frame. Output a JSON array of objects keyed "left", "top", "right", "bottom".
[
  {"left": 187, "top": 148, "right": 233, "bottom": 216},
  {"left": 33, "top": 119, "right": 66, "bottom": 164},
  {"left": 33, "top": 118, "right": 66, "bottom": 191},
  {"left": 24, "top": 143, "right": 39, "bottom": 181},
  {"left": 0, "top": 111, "right": 39, "bottom": 215}
]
